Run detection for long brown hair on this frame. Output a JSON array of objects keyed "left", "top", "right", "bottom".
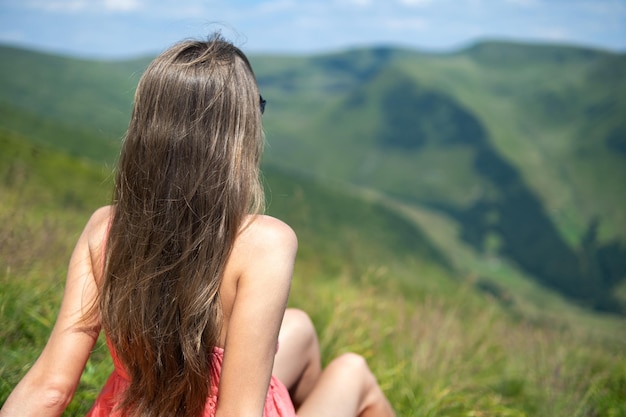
[{"left": 100, "top": 35, "right": 265, "bottom": 417}]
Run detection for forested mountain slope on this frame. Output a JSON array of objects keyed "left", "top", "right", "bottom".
[{"left": 251, "top": 42, "right": 626, "bottom": 313}]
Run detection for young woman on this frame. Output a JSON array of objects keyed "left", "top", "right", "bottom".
[{"left": 0, "top": 35, "right": 395, "bottom": 417}]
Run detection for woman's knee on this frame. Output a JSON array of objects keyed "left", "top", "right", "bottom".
[
  {"left": 330, "top": 353, "right": 390, "bottom": 414},
  {"left": 331, "top": 353, "right": 376, "bottom": 384},
  {"left": 283, "top": 308, "right": 318, "bottom": 346},
  {"left": 284, "top": 308, "right": 313, "bottom": 327},
  {"left": 274, "top": 309, "right": 321, "bottom": 397}
]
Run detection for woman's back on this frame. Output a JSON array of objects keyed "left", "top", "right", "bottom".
[
  {"left": 85, "top": 207, "right": 297, "bottom": 349},
  {"left": 84, "top": 207, "right": 298, "bottom": 417}
]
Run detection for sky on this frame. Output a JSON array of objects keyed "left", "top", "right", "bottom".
[{"left": 0, "top": 0, "right": 625, "bottom": 59}]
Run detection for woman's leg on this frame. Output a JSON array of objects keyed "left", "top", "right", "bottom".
[
  {"left": 296, "top": 353, "right": 395, "bottom": 417},
  {"left": 273, "top": 308, "right": 322, "bottom": 408},
  {"left": 273, "top": 309, "right": 394, "bottom": 417}
]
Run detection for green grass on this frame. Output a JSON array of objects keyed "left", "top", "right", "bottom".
[
  {"left": 2, "top": 132, "right": 625, "bottom": 416},
  {"left": 0, "top": 132, "right": 114, "bottom": 414}
]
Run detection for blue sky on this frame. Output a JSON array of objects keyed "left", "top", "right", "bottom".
[{"left": 0, "top": 0, "right": 624, "bottom": 59}]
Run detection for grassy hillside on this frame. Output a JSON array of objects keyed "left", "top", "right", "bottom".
[
  {"left": 251, "top": 43, "right": 626, "bottom": 313},
  {"left": 0, "top": 45, "right": 149, "bottom": 142},
  {"left": 2, "top": 126, "right": 626, "bottom": 416}
]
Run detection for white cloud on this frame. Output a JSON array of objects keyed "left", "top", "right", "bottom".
[
  {"left": 337, "top": 0, "right": 373, "bottom": 8},
  {"left": 25, "top": 0, "right": 89, "bottom": 13},
  {"left": 23, "top": 0, "right": 143, "bottom": 13},
  {"left": 255, "top": 0, "right": 298, "bottom": 14},
  {"left": 398, "top": 0, "right": 432, "bottom": 6},
  {"left": 4, "top": 0, "right": 625, "bottom": 56},
  {"left": 103, "top": 0, "right": 142, "bottom": 12}
]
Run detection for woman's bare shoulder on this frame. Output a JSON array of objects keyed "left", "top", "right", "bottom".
[
  {"left": 226, "top": 215, "right": 298, "bottom": 276},
  {"left": 239, "top": 214, "right": 297, "bottom": 250},
  {"left": 85, "top": 206, "right": 113, "bottom": 237},
  {"left": 84, "top": 206, "right": 114, "bottom": 267},
  {"left": 221, "top": 215, "right": 297, "bottom": 312}
]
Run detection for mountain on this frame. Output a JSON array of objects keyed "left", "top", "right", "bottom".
[
  {"left": 2, "top": 43, "right": 626, "bottom": 416},
  {"left": 253, "top": 42, "right": 626, "bottom": 313},
  {"left": 0, "top": 45, "right": 149, "bottom": 158},
  {"left": 1, "top": 41, "right": 625, "bottom": 313}
]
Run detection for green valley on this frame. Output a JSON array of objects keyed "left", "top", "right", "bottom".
[
  {"left": 1, "top": 41, "right": 625, "bottom": 416},
  {"left": 4, "top": 41, "right": 623, "bottom": 312}
]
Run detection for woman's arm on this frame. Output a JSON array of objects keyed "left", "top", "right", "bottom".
[
  {"left": 0, "top": 209, "right": 107, "bottom": 417},
  {"left": 216, "top": 215, "right": 298, "bottom": 417}
]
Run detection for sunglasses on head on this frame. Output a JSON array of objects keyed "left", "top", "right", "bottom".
[{"left": 260, "top": 95, "right": 266, "bottom": 115}]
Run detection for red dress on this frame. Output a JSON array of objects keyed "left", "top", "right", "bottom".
[{"left": 86, "top": 339, "right": 297, "bottom": 417}]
